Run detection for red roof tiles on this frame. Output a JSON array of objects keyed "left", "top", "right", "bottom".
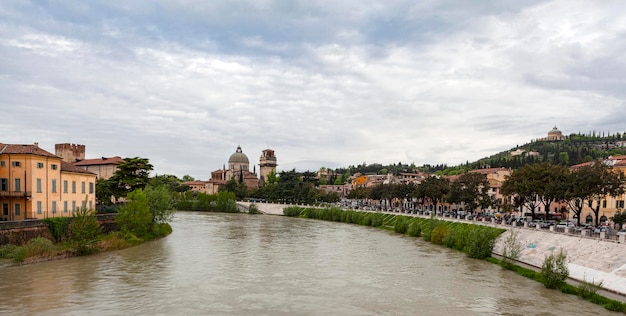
[
  {"left": 61, "top": 161, "right": 95, "bottom": 175},
  {"left": 73, "top": 156, "right": 124, "bottom": 166},
  {"left": 0, "top": 143, "right": 58, "bottom": 158}
]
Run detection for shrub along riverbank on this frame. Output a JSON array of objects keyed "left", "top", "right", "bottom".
[
  {"left": 283, "top": 206, "right": 504, "bottom": 260},
  {"left": 284, "top": 206, "right": 626, "bottom": 313}
]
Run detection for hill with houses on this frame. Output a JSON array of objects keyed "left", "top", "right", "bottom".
[{"left": 337, "top": 128, "right": 626, "bottom": 178}]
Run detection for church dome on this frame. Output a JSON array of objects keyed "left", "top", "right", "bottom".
[
  {"left": 229, "top": 146, "right": 249, "bottom": 164},
  {"left": 548, "top": 126, "right": 561, "bottom": 134}
]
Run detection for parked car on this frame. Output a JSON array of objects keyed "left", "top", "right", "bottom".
[
  {"left": 556, "top": 221, "right": 575, "bottom": 229},
  {"left": 594, "top": 226, "right": 612, "bottom": 234}
]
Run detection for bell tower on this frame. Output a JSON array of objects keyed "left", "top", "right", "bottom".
[{"left": 259, "top": 149, "right": 277, "bottom": 185}]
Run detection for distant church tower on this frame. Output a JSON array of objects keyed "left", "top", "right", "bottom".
[{"left": 259, "top": 149, "right": 277, "bottom": 185}]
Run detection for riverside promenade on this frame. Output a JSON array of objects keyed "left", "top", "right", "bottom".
[{"left": 237, "top": 201, "right": 626, "bottom": 299}]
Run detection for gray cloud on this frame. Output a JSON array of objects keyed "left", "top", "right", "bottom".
[{"left": 1, "top": 0, "right": 625, "bottom": 178}]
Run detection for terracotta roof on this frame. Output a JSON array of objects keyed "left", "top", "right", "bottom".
[
  {"left": 469, "top": 167, "right": 510, "bottom": 174},
  {"left": 0, "top": 143, "right": 58, "bottom": 158},
  {"left": 61, "top": 161, "right": 96, "bottom": 175},
  {"left": 74, "top": 156, "right": 124, "bottom": 166},
  {"left": 181, "top": 181, "right": 209, "bottom": 186},
  {"left": 398, "top": 172, "right": 425, "bottom": 176},
  {"left": 570, "top": 161, "right": 593, "bottom": 170}
]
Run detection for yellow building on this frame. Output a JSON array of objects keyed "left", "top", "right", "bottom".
[
  {"left": 576, "top": 156, "right": 626, "bottom": 226},
  {"left": 0, "top": 143, "right": 96, "bottom": 221}
]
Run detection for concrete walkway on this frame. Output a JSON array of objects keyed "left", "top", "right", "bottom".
[
  {"left": 492, "top": 228, "right": 626, "bottom": 299},
  {"left": 238, "top": 202, "right": 626, "bottom": 300}
]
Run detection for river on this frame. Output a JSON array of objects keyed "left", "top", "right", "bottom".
[{"left": 0, "top": 211, "right": 618, "bottom": 315}]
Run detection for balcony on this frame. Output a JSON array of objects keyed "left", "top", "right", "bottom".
[{"left": 0, "top": 191, "right": 32, "bottom": 198}]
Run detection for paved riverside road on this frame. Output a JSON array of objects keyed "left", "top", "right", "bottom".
[{"left": 237, "top": 202, "right": 626, "bottom": 300}]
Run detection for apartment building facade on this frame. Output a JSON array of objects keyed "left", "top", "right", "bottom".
[{"left": 0, "top": 143, "right": 97, "bottom": 221}]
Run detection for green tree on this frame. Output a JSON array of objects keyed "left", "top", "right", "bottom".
[
  {"left": 319, "top": 191, "right": 340, "bottom": 203},
  {"left": 216, "top": 191, "right": 237, "bottom": 212},
  {"left": 583, "top": 163, "right": 625, "bottom": 226},
  {"left": 564, "top": 169, "right": 588, "bottom": 226},
  {"left": 611, "top": 210, "right": 626, "bottom": 230},
  {"left": 535, "top": 163, "right": 570, "bottom": 218},
  {"left": 224, "top": 178, "right": 247, "bottom": 200},
  {"left": 144, "top": 184, "right": 174, "bottom": 223},
  {"left": 419, "top": 176, "right": 450, "bottom": 213},
  {"left": 266, "top": 170, "right": 279, "bottom": 185},
  {"left": 502, "top": 164, "right": 543, "bottom": 219},
  {"left": 181, "top": 174, "right": 195, "bottom": 182},
  {"left": 149, "top": 174, "right": 182, "bottom": 192},
  {"left": 101, "top": 157, "right": 154, "bottom": 199},
  {"left": 116, "top": 189, "right": 153, "bottom": 238},
  {"left": 334, "top": 174, "right": 343, "bottom": 185},
  {"left": 455, "top": 172, "right": 490, "bottom": 213},
  {"left": 96, "top": 178, "right": 116, "bottom": 206},
  {"left": 69, "top": 203, "right": 102, "bottom": 255}
]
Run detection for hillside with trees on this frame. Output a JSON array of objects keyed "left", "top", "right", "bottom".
[{"left": 322, "top": 131, "right": 626, "bottom": 178}]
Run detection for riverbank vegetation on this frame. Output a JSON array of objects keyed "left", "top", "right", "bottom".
[
  {"left": 283, "top": 206, "right": 504, "bottom": 260},
  {"left": 0, "top": 185, "right": 174, "bottom": 265},
  {"left": 486, "top": 256, "right": 626, "bottom": 313},
  {"left": 172, "top": 191, "right": 238, "bottom": 212}
]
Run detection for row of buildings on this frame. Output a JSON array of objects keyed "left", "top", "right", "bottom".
[
  {"left": 0, "top": 143, "right": 122, "bottom": 221},
  {"left": 320, "top": 156, "right": 626, "bottom": 225}
]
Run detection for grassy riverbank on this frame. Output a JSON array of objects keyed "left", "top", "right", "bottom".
[
  {"left": 485, "top": 256, "right": 626, "bottom": 312},
  {"left": 0, "top": 223, "right": 172, "bottom": 266},
  {"left": 284, "top": 206, "right": 626, "bottom": 313}
]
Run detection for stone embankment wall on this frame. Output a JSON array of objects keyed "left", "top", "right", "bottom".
[
  {"left": 493, "top": 228, "right": 626, "bottom": 297},
  {"left": 0, "top": 226, "right": 53, "bottom": 245},
  {"left": 0, "top": 214, "right": 118, "bottom": 246}
]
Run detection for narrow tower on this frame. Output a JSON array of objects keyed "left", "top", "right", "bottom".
[
  {"left": 54, "top": 143, "right": 85, "bottom": 163},
  {"left": 259, "top": 149, "right": 277, "bottom": 185}
]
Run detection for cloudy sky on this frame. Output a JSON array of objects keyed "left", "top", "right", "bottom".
[{"left": 2, "top": 1, "right": 625, "bottom": 179}]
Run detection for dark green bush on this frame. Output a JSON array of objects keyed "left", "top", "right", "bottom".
[
  {"left": 0, "top": 244, "right": 19, "bottom": 259},
  {"left": 394, "top": 217, "right": 409, "bottom": 234},
  {"left": 283, "top": 207, "right": 302, "bottom": 217},
  {"left": 360, "top": 214, "right": 373, "bottom": 226},
  {"left": 248, "top": 203, "right": 261, "bottom": 214},
  {"left": 464, "top": 227, "right": 497, "bottom": 259},
  {"left": 442, "top": 226, "right": 458, "bottom": 248},
  {"left": 406, "top": 221, "right": 422, "bottom": 237},
  {"left": 370, "top": 214, "right": 384, "bottom": 227},
  {"left": 43, "top": 217, "right": 71, "bottom": 242}
]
